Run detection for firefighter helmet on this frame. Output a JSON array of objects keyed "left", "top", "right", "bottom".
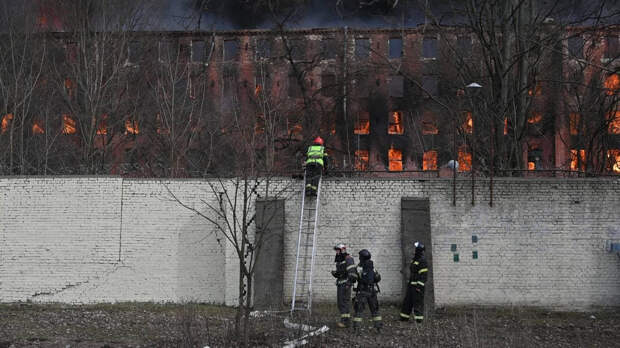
[
  {"left": 414, "top": 241, "right": 425, "bottom": 252},
  {"left": 334, "top": 243, "right": 346, "bottom": 252},
  {"left": 359, "top": 249, "right": 371, "bottom": 261},
  {"left": 313, "top": 136, "right": 324, "bottom": 145}
]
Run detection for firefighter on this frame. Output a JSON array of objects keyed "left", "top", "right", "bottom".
[
  {"left": 352, "top": 249, "right": 382, "bottom": 332},
  {"left": 304, "top": 136, "right": 327, "bottom": 196},
  {"left": 331, "top": 243, "right": 357, "bottom": 328},
  {"left": 400, "top": 241, "right": 428, "bottom": 323}
]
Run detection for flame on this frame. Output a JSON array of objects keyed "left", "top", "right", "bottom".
[
  {"left": 528, "top": 112, "right": 542, "bottom": 124},
  {"left": 528, "top": 83, "right": 542, "bottom": 96},
  {"left": 254, "top": 114, "right": 265, "bottom": 134},
  {"left": 65, "top": 78, "right": 75, "bottom": 98},
  {"left": 569, "top": 113, "right": 581, "bottom": 135},
  {"left": 570, "top": 149, "right": 586, "bottom": 171},
  {"left": 604, "top": 74, "right": 619, "bottom": 95},
  {"left": 458, "top": 146, "right": 472, "bottom": 172},
  {"left": 96, "top": 114, "right": 108, "bottom": 135},
  {"left": 423, "top": 150, "right": 437, "bottom": 171},
  {"left": 255, "top": 84, "right": 262, "bottom": 96},
  {"left": 608, "top": 150, "right": 620, "bottom": 173},
  {"left": 388, "top": 111, "right": 403, "bottom": 134},
  {"left": 388, "top": 147, "right": 403, "bottom": 171},
  {"left": 62, "top": 114, "right": 76, "bottom": 134},
  {"left": 288, "top": 123, "right": 302, "bottom": 135},
  {"left": 125, "top": 119, "right": 139, "bottom": 135},
  {"left": 355, "top": 150, "right": 369, "bottom": 171},
  {"left": 354, "top": 118, "right": 370, "bottom": 135},
  {"left": 1, "top": 113, "right": 14, "bottom": 133},
  {"left": 463, "top": 112, "right": 473, "bottom": 134},
  {"left": 32, "top": 121, "right": 45, "bottom": 134},
  {"left": 528, "top": 161, "right": 535, "bottom": 170},
  {"left": 607, "top": 111, "right": 620, "bottom": 134},
  {"left": 504, "top": 117, "right": 508, "bottom": 135}
]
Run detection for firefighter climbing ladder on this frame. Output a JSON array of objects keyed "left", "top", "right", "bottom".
[{"left": 290, "top": 170, "right": 323, "bottom": 314}]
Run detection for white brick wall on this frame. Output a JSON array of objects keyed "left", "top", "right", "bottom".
[{"left": 1, "top": 176, "right": 619, "bottom": 309}]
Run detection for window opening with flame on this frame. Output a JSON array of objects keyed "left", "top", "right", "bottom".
[
  {"left": 32, "top": 120, "right": 45, "bottom": 134},
  {"left": 62, "top": 114, "right": 76, "bottom": 135},
  {"left": 388, "top": 147, "right": 403, "bottom": 171},
  {"left": 458, "top": 146, "right": 472, "bottom": 172},
  {"left": 255, "top": 114, "right": 265, "bottom": 135},
  {"left": 125, "top": 119, "right": 139, "bottom": 135},
  {"left": 355, "top": 150, "right": 369, "bottom": 171},
  {"left": 423, "top": 150, "right": 437, "bottom": 170},
  {"left": 96, "top": 114, "right": 108, "bottom": 135},
  {"left": 354, "top": 111, "right": 370, "bottom": 135},
  {"left": 388, "top": 111, "right": 404, "bottom": 134},
  {"left": 569, "top": 113, "right": 581, "bottom": 135},
  {"left": 504, "top": 117, "right": 509, "bottom": 135},
  {"left": 65, "top": 78, "right": 76, "bottom": 98},
  {"left": 607, "top": 149, "right": 620, "bottom": 173},
  {"left": 527, "top": 146, "right": 542, "bottom": 170},
  {"left": 462, "top": 111, "right": 473, "bottom": 134},
  {"left": 570, "top": 149, "right": 586, "bottom": 171},
  {"left": 604, "top": 74, "right": 619, "bottom": 95},
  {"left": 607, "top": 111, "right": 620, "bottom": 134},
  {"left": 528, "top": 112, "right": 543, "bottom": 124},
  {"left": 528, "top": 83, "right": 542, "bottom": 96},
  {"left": 1, "top": 113, "right": 13, "bottom": 133}
]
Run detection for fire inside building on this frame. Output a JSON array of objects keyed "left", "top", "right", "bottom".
[{"left": 0, "top": 4, "right": 619, "bottom": 177}]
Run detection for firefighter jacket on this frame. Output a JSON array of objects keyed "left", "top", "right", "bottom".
[
  {"left": 356, "top": 260, "right": 377, "bottom": 292},
  {"left": 305, "top": 145, "right": 326, "bottom": 167},
  {"left": 409, "top": 256, "right": 428, "bottom": 290},
  {"left": 333, "top": 253, "right": 357, "bottom": 286}
]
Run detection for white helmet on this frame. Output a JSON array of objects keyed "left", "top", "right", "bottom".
[{"left": 334, "top": 243, "right": 346, "bottom": 251}]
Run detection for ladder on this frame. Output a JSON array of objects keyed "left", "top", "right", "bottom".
[{"left": 290, "top": 170, "right": 323, "bottom": 314}]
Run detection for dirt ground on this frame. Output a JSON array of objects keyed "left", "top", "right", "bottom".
[{"left": 0, "top": 302, "right": 618, "bottom": 347}]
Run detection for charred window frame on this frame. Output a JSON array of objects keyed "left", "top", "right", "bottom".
[
  {"left": 457, "top": 35, "right": 472, "bottom": 58},
  {"left": 287, "top": 38, "right": 305, "bottom": 61},
  {"left": 159, "top": 40, "right": 178, "bottom": 63},
  {"left": 288, "top": 74, "right": 302, "bottom": 98},
  {"left": 65, "top": 41, "right": 78, "bottom": 63},
  {"left": 355, "top": 149, "right": 370, "bottom": 171},
  {"left": 127, "top": 41, "right": 142, "bottom": 65},
  {"left": 388, "top": 75, "right": 404, "bottom": 97},
  {"left": 355, "top": 38, "right": 370, "bottom": 60},
  {"left": 223, "top": 39, "right": 240, "bottom": 61},
  {"left": 192, "top": 40, "right": 206, "bottom": 63},
  {"left": 422, "top": 37, "right": 437, "bottom": 59},
  {"left": 422, "top": 75, "right": 438, "bottom": 97},
  {"left": 389, "top": 37, "right": 403, "bottom": 59},
  {"left": 567, "top": 36, "right": 583, "bottom": 59},
  {"left": 607, "top": 110, "right": 620, "bottom": 134},
  {"left": 527, "top": 146, "right": 543, "bottom": 170},
  {"left": 255, "top": 38, "right": 271, "bottom": 60},
  {"left": 321, "top": 37, "right": 338, "bottom": 60},
  {"left": 321, "top": 73, "right": 337, "bottom": 97},
  {"left": 421, "top": 110, "right": 439, "bottom": 135},
  {"left": 354, "top": 110, "right": 370, "bottom": 135},
  {"left": 605, "top": 36, "right": 619, "bottom": 60},
  {"left": 569, "top": 113, "right": 581, "bottom": 135}
]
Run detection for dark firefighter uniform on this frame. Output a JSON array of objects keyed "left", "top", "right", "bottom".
[
  {"left": 331, "top": 245, "right": 357, "bottom": 328},
  {"left": 304, "top": 137, "right": 327, "bottom": 196},
  {"left": 400, "top": 242, "right": 428, "bottom": 323},
  {"left": 352, "top": 249, "right": 382, "bottom": 332}
]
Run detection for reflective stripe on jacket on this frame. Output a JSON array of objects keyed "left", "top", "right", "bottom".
[
  {"left": 305, "top": 145, "right": 325, "bottom": 166},
  {"left": 410, "top": 258, "right": 428, "bottom": 288}
]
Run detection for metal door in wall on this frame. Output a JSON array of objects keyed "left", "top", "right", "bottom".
[
  {"left": 401, "top": 198, "right": 434, "bottom": 309},
  {"left": 253, "top": 199, "right": 285, "bottom": 310}
]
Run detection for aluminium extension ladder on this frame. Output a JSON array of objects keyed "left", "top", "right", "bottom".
[{"left": 290, "top": 170, "right": 323, "bottom": 314}]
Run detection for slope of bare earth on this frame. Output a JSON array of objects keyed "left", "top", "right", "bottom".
[{"left": 0, "top": 302, "right": 618, "bottom": 347}]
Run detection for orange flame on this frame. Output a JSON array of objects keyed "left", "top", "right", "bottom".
[
  {"left": 1, "top": 113, "right": 14, "bottom": 133},
  {"left": 570, "top": 149, "right": 586, "bottom": 171},
  {"left": 32, "top": 121, "right": 45, "bottom": 134},
  {"left": 355, "top": 150, "right": 369, "bottom": 171},
  {"left": 504, "top": 117, "right": 508, "bottom": 135},
  {"left": 388, "top": 147, "right": 403, "bottom": 171},
  {"left": 463, "top": 112, "right": 473, "bottom": 134},
  {"left": 62, "top": 114, "right": 76, "bottom": 134},
  {"left": 458, "top": 146, "right": 472, "bottom": 172},
  {"left": 604, "top": 74, "right": 619, "bottom": 96},
  {"left": 354, "top": 118, "right": 370, "bottom": 135},
  {"left": 608, "top": 150, "right": 620, "bottom": 173},
  {"left": 528, "top": 112, "right": 542, "bottom": 124},
  {"left": 607, "top": 111, "right": 620, "bottom": 134},
  {"left": 96, "top": 114, "right": 108, "bottom": 135},
  {"left": 125, "top": 119, "right": 139, "bottom": 135},
  {"left": 388, "top": 111, "right": 403, "bottom": 134},
  {"left": 255, "top": 84, "right": 262, "bottom": 96},
  {"left": 422, "top": 150, "right": 437, "bottom": 171}
]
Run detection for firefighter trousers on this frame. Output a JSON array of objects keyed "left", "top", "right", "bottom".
[
  {"left": 400, "top": 284, "right": 424, "bottom": 322},
  {"left": 305, "top": 163, "right": 322, "bottom": 195},
  {"left": 337, "top": 283, "right": 352, "bottom": 324},
  {"left": 353, "top": 290, "right": 382, "bottom": 329}
]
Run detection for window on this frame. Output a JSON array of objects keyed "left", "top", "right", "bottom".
[
  {"left": 64, "top": 78, "right": 76, "bottom": 98},
  {"left": 2, "top": 113, "right": 13, "bottom": 133},
  {"left": 422, "top": 37, "right": 437, "bottom": 58},
  {"left": 462, "top": 111, "right": 473, "bottom": 134},
  {"left": 288, "top": 74, "right": 301, "bottom": 98},
  {"left": 388, "top": 111, "right": 404, "bottom": 134},
  {"left": 528, "top": 83, "right": 542, "bottom": 96},
  {"left": 125, "top": 119, "right": 139, "bottom": 135},
  {"left": 528, "top": 112, "right": 543, "bottom": 124},
  {"left": 322, "top": 38, "right": 337, "bottom": 60},
  {"left": 255, "top": 71, "right": 271, "bottom": 97},
  {"left": 355, "top": 38, "right": 370, "bottom": 59},
  {"left": 256, "top": 38, "right": 271, "bottom": 59},
  {"left": 458, "top": 145, "right": 472, "bottom": 172},
  {"left": 389, "top": 37, "right": 402, "bottom": 58},
  {"left": 422, "top": 111, "right": 438, "bottom": 135},
  {"left": 607, "top": 149, "right": 620, "bottom": 173},
  {"left": 255, "top": 114, "right": 265, "bottom": 134},
  {"left": 527, "top": 146, "right": 542, "bottom": 170},
  {"left": 604, "top": 74, "right": 619, "bottom": 95},
  {"left": 224, "top": 39, "right": 239, "bottom": 61},
  {"left": 605, "top": 36, "right": 619, "bottom": 59},
  {"left": 62, "top": 114, "right": 76, "bottom": 135},
  {"left": 422, "top": 75, "right": 438, "bottom": 97},
  {"left": 570, "top": 149, "right": 586, "bottom": 171},
  {"left": 423, "top": 150, "right": 437, "bottom": 170},
  {"left": 355, "top": 150, "right": 369, "bottom": 171},
  {"left": 127, "top": 41, "right": 141, "bottom": 64},
  {"left": 159, "top": 40, "right": 176, "bottom": 63},
  {"left": 504, "top": 117, "right": 509, "bottom": 135},
  {"left": 192, "top": 40, "right": 205, "bottom": 62},
  {"left": 388, "top": 147, "right": 403, "bottom": 171},
  {"left": 569, "top": 113, "right": 581, "bottom": 135},
  {"left": 457, "top": 35, "right": 472, "bottom": 57},
  {"left": 568, "top": 36, "right": 583, "bottom": 59},
  {"left": 287, "top": 119, "right": 302, "bottom": 137},
  {"left": 65, "top": 42, "right": 77, "bottom": 63},
  {"left": 287, "top": 38, "right": 305, "bottom": 61},
  {"left": 354, "top": 111, "right": 370, "bottom": 135},
  {"left": 96, "top": 114, "right": 108, "bottom": 135},
  {"left": 321, "top": 73, "right": 337, "bottom": 97},
  {"left": 607, "top": 110, "right": 620, "bottom": 134},
  {"left": 388, "top": 75, "right": 404, "bottom": 97},
  {"left": 32, "top": 120, "right": 44, "bottom": 134}
]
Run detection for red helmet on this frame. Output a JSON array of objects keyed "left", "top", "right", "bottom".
[{"left": 313, "top": 136, "right": 324, "bottom": 145}]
